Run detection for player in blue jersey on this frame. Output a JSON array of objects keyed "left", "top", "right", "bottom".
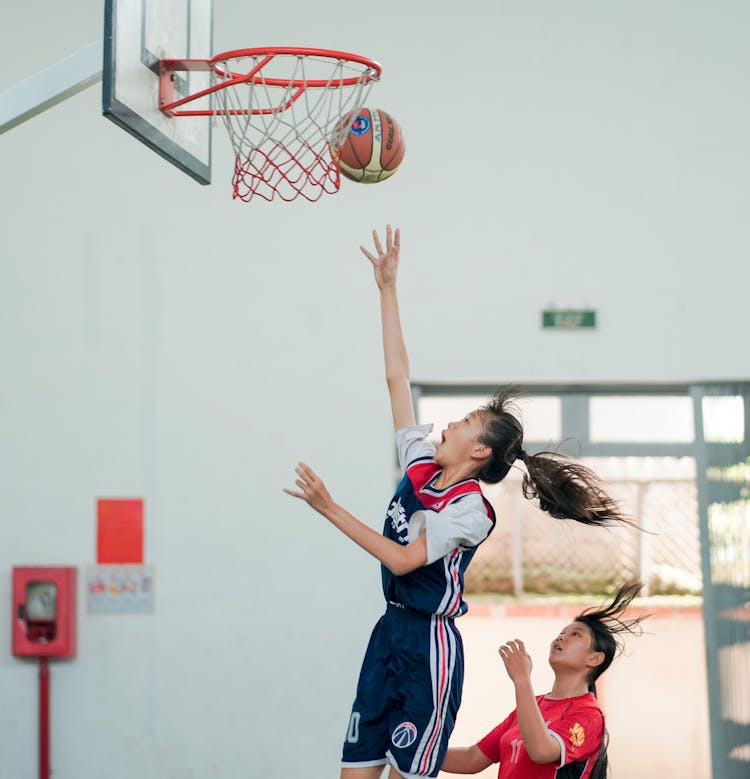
[{"left": 284, "top": 226, "right": 631, "bottom": 779}]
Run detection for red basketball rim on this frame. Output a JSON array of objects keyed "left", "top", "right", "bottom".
[{"left": 210, "top": 47, "right": 382, "bottom": 88}]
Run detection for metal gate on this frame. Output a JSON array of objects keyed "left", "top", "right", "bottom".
[{"left": 693, "top": 384, "right": 750, "bottom": 778}]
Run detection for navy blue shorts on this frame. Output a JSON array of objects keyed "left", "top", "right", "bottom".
[{"left": 341, "top": 603, "right": 464, "bottom": 779}]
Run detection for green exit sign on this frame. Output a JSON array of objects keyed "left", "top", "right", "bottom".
[{"left": 542, "top": 309, "right": 597, "bottom": 329}]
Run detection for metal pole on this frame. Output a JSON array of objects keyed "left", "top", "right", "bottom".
[
  {"left": 511, "top": 490, "right": 523, "bottom": 597},
  {"left": 39, "top": 657, "right": 49, "bottom": 779},
  {"left": 0, "top": 41, "right": 102, "bottom": 134},
  {"left": 636, "top": 483, "right": 650, "bottom": 596}
]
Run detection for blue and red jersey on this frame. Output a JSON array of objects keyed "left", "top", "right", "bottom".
[{"left": 381, "top": 425, "right": 496, "bottom": 616}]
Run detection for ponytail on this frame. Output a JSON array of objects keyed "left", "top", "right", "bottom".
[
  {"left": 588, "top": 730, "right": 610, "bottom": 779},
  {"left": 521, "top": 451, "right": 630, "bottom": 527},
  {"left": 479, "top": 387, "right": 632, "bottom": 528}
]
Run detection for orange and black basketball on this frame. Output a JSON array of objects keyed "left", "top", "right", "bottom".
[{"left": 338, "top": 108, "right": 405, "bottom": 183}]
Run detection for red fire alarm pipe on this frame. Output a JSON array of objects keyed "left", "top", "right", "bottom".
[{"left": 39, "top": 657, "right": 49, "bottom": 779}]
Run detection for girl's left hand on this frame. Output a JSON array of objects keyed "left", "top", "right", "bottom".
[
  {"left": 283, "top": 462, "right": 335, "bottom": 516},
  {"left": 498, "top": 639, "right": 533, "bottom": 683}
]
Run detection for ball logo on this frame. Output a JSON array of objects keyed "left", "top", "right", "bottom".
[
  {"left": 350, "top": 115, "right": 371, "bottom": 135},
  {"left": 391, "top": 721, "right": 418, "bottom": 749}
]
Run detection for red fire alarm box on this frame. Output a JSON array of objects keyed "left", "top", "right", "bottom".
[{"left": 12, "top": 567, "right": 77, "bottom": 658}]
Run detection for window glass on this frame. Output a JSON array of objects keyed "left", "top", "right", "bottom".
[
  {"left": 589, "top": 396, "right": 694, "bottom": 443},
  {"left": 702, "top": 396, "right": 744, "bottom": 443},
  {"left": 417, "top": 395, "right": 561, "bottom": 442}
]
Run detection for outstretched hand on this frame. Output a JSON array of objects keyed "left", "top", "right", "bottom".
[
  {"left": 360, "top": 225, "right": 400, "bottom": 289},
  {"left": 498, "top": 639, "right": 533, "bottom": 684},
  {"left": 283, "top": 462, "right": 336, "bottom": 517}
]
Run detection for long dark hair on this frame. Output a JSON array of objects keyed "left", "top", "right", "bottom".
[
  {"left": 575, "top": 583, "right": 649, "bottom": 779},
  {"left": 477, "top": 386, "right": 631, "bottom": 527}
]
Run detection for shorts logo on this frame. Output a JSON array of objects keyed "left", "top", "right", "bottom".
[
  {"left": 350, "top": 115, "right": 371, "bottom": 135},
  {"left": 391, "top": 721, "right": 418, "bottom": 749}
]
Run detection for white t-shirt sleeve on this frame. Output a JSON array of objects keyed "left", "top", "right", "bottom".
[
  {"left": 395, "top": 424, "right": 436, "bottom": 473},
  {"left": 407, "top": 494, "right": 494, "bottom": 565}
]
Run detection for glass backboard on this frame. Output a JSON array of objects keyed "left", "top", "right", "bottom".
[{"left": 103, "top": 0, "right": 213, "bottom": 183}]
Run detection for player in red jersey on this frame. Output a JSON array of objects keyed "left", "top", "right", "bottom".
[
  {"left": 285, "top": 227, "right": 636, "bottom": 779},
  {"left": 441, "top": 584, "right": 647, "bottom": 779}
]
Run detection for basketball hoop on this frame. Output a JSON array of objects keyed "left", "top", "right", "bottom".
[{"left": 159, "top": 47, "right": 381, "bottom": 202}]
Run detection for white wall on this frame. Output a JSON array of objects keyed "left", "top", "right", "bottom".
[{"left": 0, "top": 2, "right": 747, "bottom": 777}]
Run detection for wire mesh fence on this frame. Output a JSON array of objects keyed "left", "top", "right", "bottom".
[{"left": 466, "top": 457, "right": 701, "bottom": 596}]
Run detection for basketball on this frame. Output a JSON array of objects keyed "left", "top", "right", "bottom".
[{"left": 338, "top": 108, "right": 406, "bottom": 183}]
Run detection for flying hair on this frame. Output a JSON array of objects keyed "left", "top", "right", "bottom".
[
  {"left": 478, "top": 386, "right": 634, "bottom": 528},
  {"left": 575, "top": 582, "right": 649, "bottom": 652}
]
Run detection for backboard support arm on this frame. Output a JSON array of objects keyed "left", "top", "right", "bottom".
[{"left": 0, "top": 40, "right": 102, "bottom": 134}]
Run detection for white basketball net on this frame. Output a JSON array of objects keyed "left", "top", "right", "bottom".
[{"left": 210, "top": 50, "right": 379, "bottom": 202}]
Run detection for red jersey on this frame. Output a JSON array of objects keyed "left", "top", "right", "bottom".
[{"left": 476, "top": 693, "right": 605, "bottom": 779}]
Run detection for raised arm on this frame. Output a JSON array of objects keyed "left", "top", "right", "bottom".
[
  {"left": 360, "top": 225, "right": 416, "bottom": 431},
  {"left": 284, "top": 462, "right": 428, "bottom": 576},
  {"left": 499, "top": 640, "right": 561, "bottom": 765}
]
